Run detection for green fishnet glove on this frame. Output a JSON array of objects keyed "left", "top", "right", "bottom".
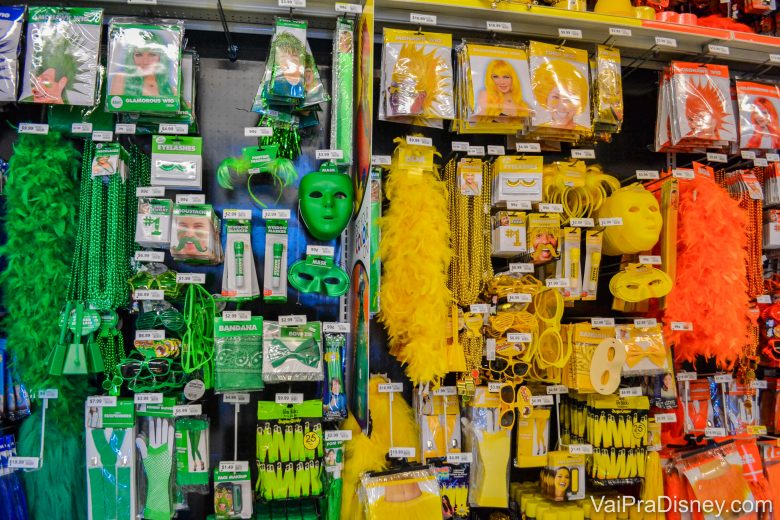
[{"left": 141, "top": 443, "right": 174, "bottom": 519}]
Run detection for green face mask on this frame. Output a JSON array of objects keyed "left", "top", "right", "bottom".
[
  {"left": 298, "top": 168, "right": 354, "bottom": 241},
  {"left": 288, "top": 255, "right": 350, "bottom": 297}
]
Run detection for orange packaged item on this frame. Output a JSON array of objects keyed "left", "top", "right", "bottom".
[{"left": 736, "top": 81, "right": 780, "bottom": 150}]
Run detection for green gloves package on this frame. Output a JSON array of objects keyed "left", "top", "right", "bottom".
[
  {"left": 214, "top": 316, "right": 264, "bottom": 393},
  {"left": 136, "top": 415, "right": 175, "bottom": 520}
]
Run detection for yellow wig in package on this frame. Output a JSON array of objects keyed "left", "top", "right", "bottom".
[
  {"left": 360, "top": 466, "right": 441, "bottom": 520},
  {"left": 593, "top": 45, "right": 623, "bottom": 133}
]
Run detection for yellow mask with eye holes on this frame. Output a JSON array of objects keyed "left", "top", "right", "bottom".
[
  {"left": 596, "top": 183, "right": 662, "bottom": 256},
  {"left": 609, "top": 264, "right": 672, "bottom": 302}
]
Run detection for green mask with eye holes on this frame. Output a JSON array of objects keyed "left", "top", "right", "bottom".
[
  {"left": 298, "top": 163, "right": 354, "bottom": 241},
  {"left": 288, "top": 255, "right": 350, "bottom": 297}
]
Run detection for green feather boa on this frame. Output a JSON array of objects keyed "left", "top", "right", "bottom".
[{"left": 1, "top": 132, "right": 91, "bottom": 519}]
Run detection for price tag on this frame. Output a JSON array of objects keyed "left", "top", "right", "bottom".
[
  {"left": 433, "top": 386, "right": 457, "bottom": 396},
  {"left": 92, "top": 130, "right": 113, "bottom": 142},
  {"left": 591, "top": 318, "right": 616, "bottom": 327},
  {"left": 713, "top": 373, "right": 733, "bottom": 384},
  {"left": 176, "top": 194, "right": 206, "bottom": 204},
  {"left": 546, "top": 278, "right": 569, "bottom": 288},
  {"left": 279, "top": 315, "right": 307, "bottom": 326},
  {"left": 507, "top": 200, "right": 532, "bottom": 210},
  {"left": 135, "top": 251, "right": 165, "bottom": 263},
  {"left": 539, "top": 203, "right": 563, "bottom": 213},
  {"left": 324, "top": 430, "right": 354, "bottom": 441},
  {"left": 371, "top": 155, "right": 391, "bottom": 166},
  {"left": 620, "top": 387, "right": 643, "bottom": 397},
  {"left": 547, "top": 385, "right": 569, "bottom": 395},
  {"left": 452, "top": 141, "right": 469, "bottom": 152},
  {"left": 323, "top": 322, "right": 350, "bottom": 333},
  {"left": 751, "top": 380, "right": 768, "bottom": 390},
  {"left": 705, "top": 427, "right": 726, "bottom": 437},
  {"left": 531, "top": 395, "right": 555, "bottom": 406},
  {"left": 223, "top": 393, "right": 251, "bottom": 405},
  {"left": 757, "top": 294, "right": 772, "bottom": 304},
  {"left": 488, "top": 145, "right": 505, "bottom": 155},
  {"left": 275, "top": 393, "right": 304, "bottom": 404},
  {"left": 507, "top": 333, "right": 533, "bottom": 343},
  {"left": 571, "top": 149, "right": 595, "bottom": 159},
  {"left": 407, "top": 135, "right": 433, "bottom": 147},
  {"left": 636, "top": 170, "right": 660, "bottom": 180},
  {"left": 410, "top": 12, "right": 436, "bottom": 25},
  {"left": 655, "top": 413, "right": 677, "bottom": 424},
  {"left": 671, "top": 321, "right": 693, "bottom": 331},
  {"left": 19, "top": 123, "right": 49, "bottom": 135},
  {"left": 508, "top": 293, "right": 532, "bottom": 303},
  {"left": 115, "top": 123, "right": 136, "bottom": 135},
  {"left": 307, "top": 245, "right": 335, "bottom": 257},
  {"left": 127, "top": 0, "right": 157, "bottom": 4},
  {"left": 748, "top": 425, "right": 768, "bottom": 436},
  {"left": 672, "top": 169, "right": 695, "bottom": 179},
  {"left": 516, "top": 142, "right": 542, "bottom": 153},
  {"left": 158, "top": 123, "right": 188, "bottom": 134},
  {"left": 486, "top": 21, "right": 512, "bottom": 32},
  {"left": 336, "top": 2, "right": 363, "bottom": 12},
  {"left": 706, "top": 152, "right": 727, "bottom": 163},
  {"left": 676, "top": 371, "right": 697, "bottom": 381},
  {"left": 570, "top": 218, "right": 594, "bottom": 227},
  {"left": 245, "top": 127, "right": 273, "bottom": 137},
  {"left": 38, "top": 389, "right": 59, "bottom": 399},
  {"left": 755, "top": 158, "right": 769, "bottom": 167},
  {"left": 8, "top": 457, "right": 39, "bottom": 469},
  {"left": 741, "top": 150, "right": 757, "bottom": 160},
  {"left": 223, "top": 311, "right": 252, "bottom": 322},
  {"left": 389, "top": 447, "right": 416, "bottom": 458},
  {"left": 134, "top": 290, "right": 164, "bottom": 300},
  {"left": 488, "top": 382, "right": 502, "bottom": 393},
  {"left": 634, "top": 318, "right": 657, "bottom": 328},
  {"left": 223, "top": 209, "right": 252, "bottom": 220},
  {"left": 316, "top": 149, "right": 344, "bottom": 160},
  {"left": 467, "top": 145, "right": 485, "bottom": 157},
  {"left": 770, "top": 54, "right": 780, "bottom": 64},
  {"left": 655, "top": 36, "right": 677, "bottom": 48},
  {"left": 470, "top": 304, "right": 490, "bottom": 314},
  {"left": 176, "top": 273, "right": 206, "bottom": 284},
  {"left": 378, "top": 383, "right": 404, "bottom": 393},
  {"left": 72, "top": 123, "right": 93, "bottom": 134},
  {"left": 558, "top": 28, "right": 583, "bottom": 39},
  {"left": 486, "top": 338, "right": 496, "bottom": 361},
  {"left": 568, "top": 444, "right": 593, "bottom": 454},
  {"left": 262, "top": 209, "right": 291, "bottom": 220},
  {"left": 136, "top": 186, "right": 165, "bottom": 197},
  {"left": 609, "top": 27, "right": 632, "bottom": 37},
  {"left": 598, "top": 217, "right": 623, "bottom": 226},
  {"left": 446, "top": 453, "right": 473, "bottom": 464},
  {"left": 219, "top": 461, "right": 249, "bottom": 472},
  {"left": 768, "top": 153, "right": 780, "bottom": 162},
  {"left": 87, "top": 395, "right": 117, "bottom": 407},
  {"left": 134, "top": 393, "right": 163, "bottom": 404},
  {"left": 639, "top": 255, "right": 662, "bottom": 265},
  {"left": 173, "top": 404, "right": 202, "bottom": 417},
  {"left": 136, "top": 330, "right": 165, "bottom": 341},
  {"left": 510, "top": 263, "right": 535, "bottom": 273},
  {"left": 707, "top": 44, "right": 730, "bottom": 56}
]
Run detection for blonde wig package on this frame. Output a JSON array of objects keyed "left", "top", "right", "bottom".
[
  {"left": 592, "top": 45, "right": 624, "bottom": 133},
  {"left": 359, "top": 466, "right": 442, "bottom": 520}
]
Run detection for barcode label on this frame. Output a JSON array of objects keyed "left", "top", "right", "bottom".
[
  {"left": 571, "top": 149, "right": 595, "bottom": 159},
  {"left": 433, "top": 386, "right": 457, "bottom": 396},
  {"left": 670, "top": 322, "right": 693, "bottom": 331},
  {"left": 488, "top": 145, "right": 505, "bottom": 155},
  {"left": 599, "top": 217, "right": 623, "bottom": 226},
  {"left": 507, "top": 293, "right": 532, "bottom": 303},
  {"left": 488, "top": 382, "right": 502, "bottom": 392},
  {"left": 176, "top": 273, "right": 206, "bottom": 284},
  {"left": 507, "top": 333, "right": 533, "bottom": 343},
  {"left": 634, "top": 318, "right": 657, "bottom": 328},
  {"left": 636, "top": 170, "right": 660, "bottom": 180},
  {"left": 452, "top": 141, "right": 469, "bottom": 152},
  {"left": 547, "top": 385, "right": 569, "bottom": 395},
  {"left": 223, "top": 209, "right": 252, "bottom": 220},
  {"left": 446, "top": 453, "right": 473, "bottom": 464},
  {"left": 531, "top": 395, "right": 554, "bottom": 406},
  {"left": 158, "top": 124, "right": 188, "bottom": 134},
  {"left": 324, "top": 430, "right": 353, "bottom": 441},
  {"left": 279, "top": 315, "right": 307, "bottom": 326},
  {"left": 755, "top": 158, "right": 769, "bottom": 167},
  {"left": 620, "top": 387, "right": 643, "bottom": 397},
  {"left": 510, "top": 263, "right": 534, "bottom": 273},
  {"left": 676, "top": 371, "right": 697, "bottom": 381},
  {"left": 307, "top": 245, "right": 335, "bottom": 257},
  {"left": 655, "top": 413, "right": 677, "bottom": 424},
  {"left": 389, "top": 447, "right": 416, "bottom": 458},
  {"left": 87, "top": 395, "right": 117, "bottom": 407},
  {"left": 467, "top": 146, "right": 485, "bottom": 156},
  {"left": 262, "top": 209, "right": 291, "bottom": 220},
  {"left": 410, "top": 12, "right": 436, "bottom": 25},
  {"left": 173, "top": 404, "right": 202, "bottom": 417},
  {"left": 371, "top": 155, "right": 391, "bottom": 166},
  {"left": 134, "top": 393, "right": 163, "bottom": 404},
  {"left": 223, "top": 393, "right": 251, "bottom": 405},
  {"left": 591, "top": 318, "right": 615, "bottom": 327},
  {"left": 741, "top": 151, "right": 757, "bottom": 160},
  {"left": 705, "top": 427, "right": 726, "bottom": 437},
  {"left": 115, "top": 123, "right": 136, "bottom": 135},
  {"left": 135, "top": 251, "right": 165, "bottom": 263},
  {"left": 558, "top": 28, "right": 583, "bottom": 38},
  {"left": 639, "top": 255, "right": 662, "bottom": 265},
  {"left": 767, "top": 153, "right": 780, "bottom": 162},
  {"left": 546, "top": 278, "right": 569, "bottom": 288},
  {"left": 136, "top": 330, "right": 165, "bottom": 341},
  {"left": 672, "top": 169, "right": 695, "bottom": 179},
  {"left": 706, "top": 152, "right": 727, "bottom": 163},
  {"left": 655, "top": 36, "right": 677, "bottom": 47},
  {"left": 72, "top": 123, "right": 93, "bottom": 133},
  {"left": 486, "top": 21, "right": 512, "bottom": 32},
  {"left": 770, "top": 53, "right": 780, "bottom": 63},
  {"left": 19, "top": 123, "right": 49, "bottom": 135},
  {"left": 8, "top": 457, "right": 39, "bottom": 469},
  {"left": 539, "top": 203, "right": 563, "bottom": 213},
  {"left": 569, "top": 444, "right": 593, "bottom": 454},
  {"left": 219, "top": 461, "right": 249, "bottom": 472},
  {"left": 275, "top": 393, "right": 304, "bottom": 404},
  {"left": 707, "top": 44, "right": 730, "bottom": 55},
  {"left": 470, "top": 304, "right": 490, "bottom": 314},
  {"left": 570, "top": 218, "right": 594, "bottom": 227},
  {"left": 757, "top": 295, "right": 772, "bottom": 304},
  {"left": 609, "top": 27, "right": 632, "bottom": 36},
  {"left": 92, "top": 131, "right": 113, "bottom": 142},
  {"left": 713, "top": 373, "right": 733, "bottom": 384},
  {"left": 38, "top": 389, "right": 59, "bottom": 399},
  {"left": 134, "top": 290, "right": 164, "bottom": 300},
  {"left": 323, "top": 322, "right": 350, "bottom": 333},
  {"left": 223, "top": 311, "right": 251, "bottom": 322},
  {"left": 507, "top": 200, "right": 532, "bottom": 210},
  {"left": 751, "top": 380, "right": 768, "bottom": 389},
  {"left": 486, "top": 338, "right": 496, "bottom": 361},
  {"left": 335, "top": 2, "right": 362, "bottom": 13}
]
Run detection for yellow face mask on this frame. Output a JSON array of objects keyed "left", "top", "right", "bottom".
[
  {"left": 609, "top": 264, "right": 672, "bottom": 302},
  {"left": 596, "top": 184, "right": 662, "bottom": 256}
]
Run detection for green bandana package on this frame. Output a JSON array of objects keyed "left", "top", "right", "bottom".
[
  {"left": 0, "top": 6, "right": 25, "bottom": 102},
  {"left": 91, "top": 142, "right": 128, "bottom": 181},
  {"left": 214, "top": 316, "right": 264, "bottom": 393},
  {"left": 263, "top": 217, "right": 289, "bottom": 303},
  {"left": 214, "top": 464, "right": 253, "bottom": 519},
  {"left": 175, "top": 416, "right": 209, "bottom": 491},
  {"left": 263, "top": 321, "right": 323, "bottom": 383},
  {"left": 19, "top": 7, "right": 103, "bottom": 106},
  {"left": 151, "top": 135, "right": 203, "bottom": 190},
  {"left": 170, "top": 203, "right": 223, "bottom": 264},
  {"left": 322, "top": 324, "right": 348, "bottom": 422},
  {"left": 136, "top": 198, "right": 173, "bottom": 249},
  {"left": 222, "top": 219, "right": 260, "bottom": 300},
  {"left": 106, "top": 18, "right": 183, "bottom": 113},
  {"left": 330, "top": 17, "right": 354, "bottom": 166},
  {"left": 136, "top": 404, "right": 176, "bottom": 520}
]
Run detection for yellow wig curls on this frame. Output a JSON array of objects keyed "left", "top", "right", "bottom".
[
  {"left": 378, "top": 137, "right": 452, "bottom": 385},
  {"left": 482, "top": 60, "right": 529, "bottom": 117},
  {"left": 532, "top": 59, "right": 589, "bottom": 114},
  {"left": 392, "top": 43, "right": 448, "bottom": 117}
]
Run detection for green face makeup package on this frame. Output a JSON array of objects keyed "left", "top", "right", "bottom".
[{"left": 214, "top": 316, "right": 264, "bottom": 393}]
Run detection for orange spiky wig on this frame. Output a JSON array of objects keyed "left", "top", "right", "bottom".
[
  {"left": 683, "top": 78, "right": 732, "bottom": 140},
  {"left": 389, "top": 43, "right": 448, "bottom": 117}
]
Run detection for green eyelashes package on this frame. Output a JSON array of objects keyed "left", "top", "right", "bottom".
[
  {"left": 214, "top": 316, "right": 264, "bottom": 393},
  {"left": 262, "top": 321, "right": 323, "bottom": 383},
  {"left": 106, "top": 18, "right": 184, "bottom": 113},
  {"left": 0, "top": 6, "right": 25, "bottom": 102},
  {"left": 19, "top": 7, "right": 103, "bottom": 106},
  {"left": 175, "top": 416, "right": 210, "bottom": 491},
  {"left": 151, "top": 135, "right": 203, "bottom": 190}
]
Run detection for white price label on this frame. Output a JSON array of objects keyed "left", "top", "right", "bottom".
[
  {"left": 568, "top": 444, "right": 593, "bottom": 454},
  {"left": 324, "top": 430, "right": 354, "bottom": 441},
  {"left": 767, "top": 153, "right": 780, "bottom": 162},
  {"left": 741, "top": 150, "right": 757, "bottom": 160},
  {"left": 38, "top": 389, "right": 59, "bottom": 399},
  {"left": 634, "top": 318, "right": 658, "bottom": 328},
  {"left": 279, "top": 315, "right": 307, "bottom": 326},
  {"left": 639, "top": 255, "right": 662, "bottom": 265},
  {"left": 467, "top": 146, "right": 485, "bottom": 156},
  {"left": 507, "top": 333, "right": 533, "bottom": 343},
  {"left": 262, "top": 209, "right": 291, "bottom": 220},
  {"left": 316, "top": 149, "right": 344, "bottom": 160},
  {"left": 713, "top": 373, "right": 733, "bottom": 384},
  {"left": 546, "top": 278, "right": 569, "bottom": 288},
  {"left": 176, "top": 194, "right": 206, "bottom": 204},
  {"left": 72, "top": 123, "right": 93, "bottom": 133},
  {"left": 705, "top": 427, "right": 726, "bottom": 437},
  {"left": 19, "top": 123, "right": 49, "bottom": 135},
  {"left": 757, "top": 294, "right": 772, "bottom": 304},
  {"left": 470, "top": 304, "right": 490, "bottom": 314},
  {"left": 570, "top": 218, "right": 594, "bottom": 227},
  {"left": 86, "top": 395, "right": 117, "bottom": 407},
  {"left": 307, "top": 245, "right": 335, "bottom": 257},
  {"left": 751, "top": 380, "right": 768, "bottom": 390},
  {"left": 127, "top": 0, "right": 157, "bottom": 4},
  {"left": 488, "top": 382, "right": 502, "bottom": 393},
  {"left": 609, "top": 27, "right": 632, "bottom": 37},
  {"left": 134, "top": 393, "right": 164, "bottom": 404},
  {"left": 707, "top": 44, "right": 730, "bottom": 56},
  {"left": 636, "top": 170, "right": 660, "bottom": 180},
  {"left": 598, "top": 217, "right": 623, "bottom": 226},
  {"left": 173, "top": 404, "right": 202, "bottom": 416},
  {"left": 591, "top": 318, "right": 616, "bottom": 327},
  {"left": 488, "top": 145, "right": 506, "bottom": 155},
  {"left": 706, "top": 152, "right": 727, "bottom": 163},
  {"left": 134, "top": 290, "right": 164, "bottom": 300},
  {"left": 486, "top": 21, "right": 512, "bottom": 32},
  {"left": 770, "top": 53, "right": 780, "bottom": 64},
  {"left": 135, "top": 251, "right": 165, "bottom": 263},
  {"left": 275, "top": 393, "right": 304, "bottom": 404},
  {"left": 92, "top": 131, "right": 113, "bottom": 142},
  {"left": 655, "top": 413, "right": 677, "bottom": 424},
  {"left": 510, "top": 263, "right": 535, "bottom": 273},
  {"left": 530, "top": 395, "right": 555, "bottom": 406},
  {"left": 620, "top": 387, "right": 643, "bottom": 397},
  {"left": 378, "top": 383, "right": 404, "bottom": 393},
  {"left": 410, "top": 12, "right": 436, "bottom": 25},
  {"left": 223, "top": 393, "right": 251, "bottom": 405},
  {"left": 446, "top": 453, "right": 473, "bottom": 464},
  {"left": 571, "top": 149, "right": 595, "bottom": 159},
  {"left": 223, "top": 311, "right": 252, "bottom": 322},
  {"left": 508, "top": 293, "right": 532, "bottom": 303},
  {"left": 655, "top": 36, "right": 677, "bottom": 48},
  {"left": 336, "top": 2, "right": 363, "bottom": 12},
  {"left": 558, "top": 28, "right": 583, "bottom": 38},
  {"left": 219, "top": 461, "right": 249, "bottom": 472},
  {"left": 245, "top": 127, "right": 273, "bottom": 137},
  {"left": 389, "top": 447, "right": 416, "bottom": 458},
  {"left": 676, "top": 371, "right": 697, "bottom": 381},
  {"left": 115, "top": 123, "right": 136, "bottom": 135},
  {"left": 158, "top": 123, "right": 188, "bottom": 134},
  {"left": 539, "top": 203, "right": 563, "bottom": 213},
  {"left": 136, "top": 186, "right": 165, "bottom": 197},
  {"left": 223, "top": 209, "right": 252, "bottom": 220},
  {"left": 507, "top": 200, "right": 532, "bottom": 210},
  {"left": 433, "top": 386, "right": 458, "bottom": 396},
  {"left": 671, "top": 321, "right": 693, "bottom": 331},
  {"left": 486, "top": 338, "right": 496, "bottom": 360},
  {"left": 176, "top": 273, "right": 206, "bottom": 284},
  {"left": 672, "top": 168, "right": 695, "bottom": 179},
  {"left": 516, "top": 142, "right": 542, "bottom": 153},
  {"left": 547, "top": 385, "right": 569, "bottom": 395},
  {"left": 755, "top": 158, "right": 769, "bottom": 167},
  {"left": 452, "top": 141, "right": 469, "bottom": 152},
  {"left": 371, "top": 155, "right": 392, "bottom": 166},
  {"left": 406, "top": 135, "right": 433, "bottom": 146},
  {"left": 8, "top": 457, "right": 39, "bottom": 469},
  {"left": 323, "top": 322, "right": 350, "bottom": 333},
  {"left": 136, "top": 330, "right": 165, "bottom": 341}
]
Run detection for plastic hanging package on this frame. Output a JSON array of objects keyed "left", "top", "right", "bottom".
[
  {"left": 301, "top": 38, "right": 329, "bottom": 109},
  {"left": 135, "top": 198, "right": 173, "bottom": 249},
  {"left": 19, "top": 7, "right": 103, "bottom": 105},
  {"left": 214, "top": 464, "right": 253, "bottom": 519},
  {"left": 106, "top": 18, "right": 184, "bottom": 113},
  {"left": 322, "top": 323, "right": 348, "bottom": 422},
  {"left": 169, "top": 203, "right": 223, "bottom": 264},
  {"left": 323, "top": 436, "right": 345, "bottom": 520},
  {"left": 736, "top": 81, "right": 780, "bottom": 150},
  {"left": 262, "top": 321, "right": 323, "bottom": 383},
  {"left": 175, "top": 416, "right": 209, "bottom": 492},
  {"left": 135, "top": 400, "right": 176, "bottom": 520},
  {"left": 221, "top": 218, "right": 260, "bottom": 300},
  {"left": 331, "top": 17, "right": 354, "bottom": 165},
  {"left": 151, "top": 135, "right": 203, "bottom": 190},
  {"left": 257, "top": 18, "right": 308, "bottom": 108},
  {"left": 263, "top": 216, "right": 289, "bottom": 303},
  {"left": 592, "top": 44, "right": 624, "bottom": 134},
  {"left": 214, "top": 316, "right": 264, "bottom": 393},
  {"left": 359, "top": 466, "right": 442, "bottom": 520},
  {"left": 0, "top": 6, "right": 25, "bottom": 103},
  {"left": 0, "top": 434, "right": 29, "bottom": 519}
]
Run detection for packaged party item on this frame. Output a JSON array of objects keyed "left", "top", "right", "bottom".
[
  {"left": 170, "top": 203, "right": 222, "bottom": 264},
  {"left": 492, "top": 211, "right": 527, "bottom": 257},
  {"left": 151, "top": 135, "right": 203, "bottom": 190},
  {"left": 418, "top": 388, "right": 462, "bottom": 461},
  {"left": 261, "top": 19, "right": 307, "bottom": 106},
  {"left": 135, "top": 198, "right": 173, "bottom": 249},
  {"left": 262, "top": 321, "right": 323, "bottom": 383},
  {"left": 91, "top": 142, "right": 129, "bottom": 181},
  {"left": 106, "top": 18, "right": 184, "bottom": 113},
  {"left": 214, "top": 464, "right": 253, "bottom": 519},
  {"left": 322, "top": 323, "right": 348, "bottom": 422},
  {"left": 175, "top": 416, "right": 209, "bottom": 491},
  {"left": 592, "top": 45, "right": 624, "bottom": 133},
  {"left": 515, "top": 407, "right": 551, "bottom": 468},
  {"left": 526, "top": 213, "right": 561, "bottom": 265},
  {"left": 331, "top": 17, "right": 353, "bottom": 165},
  {"left": 615, "top": 324, "right": 668, "bottom": 376},
  {"left": 0, "top": 6, "right": 24, "bottom": 102},
  {"left": 135, "top": 403, "right": 176, "bottom": 520},
  {"left": 263, "top": 215, "right": 289, "bottom": 303},
  {"left": 542, "top": 451, "right": 585, "bottom": 501},
  {"left": 360, "top": 466, "right": 442, "bottom": 520},
  {"left": 434, "top": 463, "right": 470, "bottom": 519},
  {"left": 736, "top": 81, "right": 780, "bottom": 150},
  {"left": 323, "top": 435, "right": 345, "bottom": 520},
  {"left": 491, "top": 155, "right": 543, "bottom": 207},
  {"left": 222, "top": 218, "right": 260, "bottom": 300},
  {"left": 580, "top": 229, "right": 603, "bottom": 301},
  {"left": 214, "top": 316, "right": 264, "bottom": 393},
  {"left": 19, "top": 7, "right": 103, "bottom": 105},
  {"left": 764, "top": 209, "right": 780, "bottom": 249}
]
